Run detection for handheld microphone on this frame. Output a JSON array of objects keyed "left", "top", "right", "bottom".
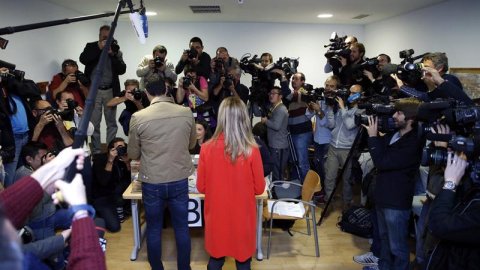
[
  {"left": 348, "top": 93, "right": 361, "bottom": 103},
  {"left": 129, "top": 12, "right": 146, "bottom": 44}
]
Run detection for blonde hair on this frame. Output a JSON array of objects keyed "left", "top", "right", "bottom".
[{"left": 211, "top": 97, "right": 258, "bottom": 163}]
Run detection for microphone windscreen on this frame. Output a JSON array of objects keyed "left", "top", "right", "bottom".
[
  {"left": 348, "top": 93, "right": 361, "bottom": 103},
  {"left": 381, "top": 64, "right": 399, "bottom": 76},
  {"left": 129, "top": 12, "right": 146, "bottom": 44},
  {"left": 140, "top": 13, "right": 148, "bottom": 38}
]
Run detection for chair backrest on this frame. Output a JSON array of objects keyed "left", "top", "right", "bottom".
[{"left": 301, "top": 170, "right": 321, "bottom": 213}]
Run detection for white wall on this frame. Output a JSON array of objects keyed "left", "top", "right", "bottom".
[
  {"left": 3, "top": 0, "right": 479, "bottom": 143},
  {"left": 364, "top": 0, "right": 480, "bottom": 67}
]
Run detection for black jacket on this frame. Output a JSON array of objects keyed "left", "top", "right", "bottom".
[
  {"left": 92, "top": 153, "right": 131, "bottom": 199},
  {"left": 369, "top": 129, "right": 424, "bottom": 210},
  {"left": 79, "top": 41, "right": 127, "bottom": 97},
  {"left": 427, "top": 187, "right": 480, "bottom": 270}
]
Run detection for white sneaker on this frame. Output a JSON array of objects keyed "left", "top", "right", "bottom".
[{"left": 353, "top": 252, "right": 379, "bottom": 266}]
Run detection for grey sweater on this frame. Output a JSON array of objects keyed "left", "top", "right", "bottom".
[
  {"left": 265, "top": 103, "right": 289, "bottom": 149},
  {"left": 327, "top": 106, "right": 362, "bottom": 149}
]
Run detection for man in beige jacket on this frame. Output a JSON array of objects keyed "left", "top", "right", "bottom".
[{"left": 128, "top": 73, "right": 196, "bottom": 270}]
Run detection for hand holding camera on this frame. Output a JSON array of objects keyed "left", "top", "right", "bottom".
[{"left": 63, "top": 73, "right": 76, "bottom": 84}]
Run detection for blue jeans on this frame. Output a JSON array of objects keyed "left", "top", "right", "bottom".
[
  {"left": 269, "top": 147, "right": 289, "bottom": 181},
  {"left": 290, "top": 132, "right": 312, "bottom": 183},
  {"left": 376, "top": 207, "right": 411, "bottom": 270},
  {"left": 28, "top": 209, "right": 72, "bottom": 240},
  {"left": 3, "top": 131, "right": 29, "bottom": 187},
  {"left": 313, "top": 142, "right": 329, "bottom": 189},
  {"left": 142, "top": 179, "right": 191, "bottom": 270}
]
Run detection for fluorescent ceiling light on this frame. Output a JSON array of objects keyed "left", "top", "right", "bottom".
[
  {"left": 317, "top": 14, "right": 333, "bottom": 18},
  {"left": 146, "top": 11, "right": 157, "bottom": 16}
]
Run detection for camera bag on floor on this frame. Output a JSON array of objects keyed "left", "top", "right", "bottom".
[{"left": 337, "top": 205, "right": 373, "bottom": 239}]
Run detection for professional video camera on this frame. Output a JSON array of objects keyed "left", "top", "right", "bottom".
[
  {"left": 324, "top": 32, "right": 351, "bottom": 69},
  {"left": 300, "top": 84, "right": 325, "bottom": 104},
  {"left": 355, "top": 103, "right": 396, "bottom": 133},
  {"left": 239, "top": 53, "right": 261, "bottom": 76},
  {"left": 266, "top": 57, "right": 299, "bottom": 80},
  {"left": 417, "top": 98, "right": 480, "bottom": 137},
  {"left": 0, "top": 59, "right": 25, "bottom": 81},
  {"left": 130, "top": 88, "right": 142, "bottom": 100},
  {"left": 154, "top": 56, "right": 164, "bottom": 68},
  {"left": 185, "top": 47, "right": 198, "bottom": 59},
  {"left": 396, "top": 49, "right": 430, "bottom": 86}
]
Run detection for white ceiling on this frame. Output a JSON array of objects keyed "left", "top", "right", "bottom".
[{"left": 44, "top": 0, "right": 447, "bottom": 25}]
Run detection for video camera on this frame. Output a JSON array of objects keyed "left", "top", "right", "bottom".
[
  {"left": 0, "top": 59, "right": 25, "bottom": 82},
  {"left": 382, "top": 49, "right": 430, "bottom": 86},
  {"left": 266, "top": 57, "right": 299, "bottom": 80},
  {"left": 324, "top": 32, "right": 351, "bottom": 69},
  {"left": 356, "top": 103, "right": 396, "bottom": 133},
  {"left": 239, "top": 54, "right": 261, "bottom": 77}
]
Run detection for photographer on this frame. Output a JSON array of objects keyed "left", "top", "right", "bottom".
[
  {"left": 209, "top": 47, "right": 240, "bottom": 89},
  {"left": 339, "top": 42, "right": 371, "bottom": 91},
  {"left": 323, "top": 84, "right": 364, "bottom": 213},
  {"left": 136, "top": 45, "right": 177, "bottom": 90},
  {"left": 393, "top": 52, "right": 472, "bottom": 105},
  {"left": 361, "top": 97, "right": 424, "bottom": 270},
  {"left": 426, "top": 152, "right": 480, "bottom": 270},
  {"left": 176, "top": 65, "right": 215, "bottom": 127},
  {"left": 363, "top": 54, "right": 393, "bottom": 95},
  {"left": 324, "top": 36, "right": 357, "bottom": 75},
  {"left": 107, "top": 79, "right": 149, "bottom": 136},
  {"left": 0, "top": 67, "right": 39, "bottom": 188},
  {"left": 305, "top": 76, "right": 339, "bottom": 201},
  {"left": 47, "top": 59, "right": 89, "bottom": 108},
  {"left": 261, "top": 87, "right": 289, "bottom": 182},
  {"left": 92, "top": 138, "right": 131, "bottom": 232},
  {"left": 211, "top": 65, "right": 249, "bottom": 114},
  {"left": 79, "top": 25, "right": 127, "bottom": 155},
  {"left": 175, "top": 37, "right": 211, "bottom": 78},
  {"left": 31, "top": 99, "right": 73, "bottom": 154}
]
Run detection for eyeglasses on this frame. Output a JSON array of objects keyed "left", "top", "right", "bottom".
[{"left": 268, "top": 92, "right": 280, "bottom": 96}]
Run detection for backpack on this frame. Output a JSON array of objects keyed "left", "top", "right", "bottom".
[{"left": 337, "top": 206, "right": 373, "bottom": 239}]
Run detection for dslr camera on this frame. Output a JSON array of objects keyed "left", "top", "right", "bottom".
[
  {"left": 154, "top": 56, "right": 164, "bottom": 68},
  {"left": 186, "top": 47, "right": 198, "bottom": 59},
  {"left": 130, "top": 88, "right": 143, "bottom": 101},
  {"left": 223, "top": 74, "right": 235, "bottom": 88},
  {"left": 183, "top": 75, "right": 192, "bottom": 88},
  {"left": 116, "top": 145, "right": 127, "bottom": 158},
  {"left": 214, "top": 58, "right": 224, "bottom": 73}
]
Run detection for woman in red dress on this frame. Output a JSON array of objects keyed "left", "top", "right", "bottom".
[{"left": 197, "top": 97, "right": 265, "bottom": 269}]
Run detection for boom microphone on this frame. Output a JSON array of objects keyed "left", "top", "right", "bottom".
[{"left": 129, "top": 12, "right": 146, "bottom": 44}]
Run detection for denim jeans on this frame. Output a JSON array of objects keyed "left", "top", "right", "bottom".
[
  {"left": 142, "top": 179, "right": 191, "bottom": 270},
  {"left": 269, "top": 147, "right": 289, "bottom": 181},
  {"left": 28, "top": 209, "right": 72, "bottom": 240},
  {"left": 376, "top": 207, "right": 411, "bottom": 270},
  {"left": 313, "top": 142, "right": 329, "bottom": 189},
  {"left": 290, "top": 132, "right": 312, "bottom": 183},
  {"left": 207, "top": 256, "right": 252, "bottom": 270},
  {"left": 3, "top": 131, "right": 29, "bottom": 187}
]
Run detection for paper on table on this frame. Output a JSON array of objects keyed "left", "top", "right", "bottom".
[{"left": 267, "top": 200, "right": 305, "bottom": 218}]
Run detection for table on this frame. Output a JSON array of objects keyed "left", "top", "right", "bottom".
[{"left": 122, "top": 182, "right": 268, "bottom": 261}]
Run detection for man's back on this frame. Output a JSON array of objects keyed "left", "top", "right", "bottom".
[{"left": 128, "top": 96, "right": 196, "bottom": 184}]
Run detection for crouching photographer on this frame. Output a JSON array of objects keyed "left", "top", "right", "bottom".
[
  {"left": 92, "top": 138, "right": 131, "bottom": 232},
  {"left": 426, "top": 151, "right": 480, "bottom": 270}
]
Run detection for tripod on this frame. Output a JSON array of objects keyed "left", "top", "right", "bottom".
[
  {"left": 286, "top": 129, "right": 302, "bottom": 183},
  {"left": 317, "top": 127, "right": 365, "bottom": 226}
]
